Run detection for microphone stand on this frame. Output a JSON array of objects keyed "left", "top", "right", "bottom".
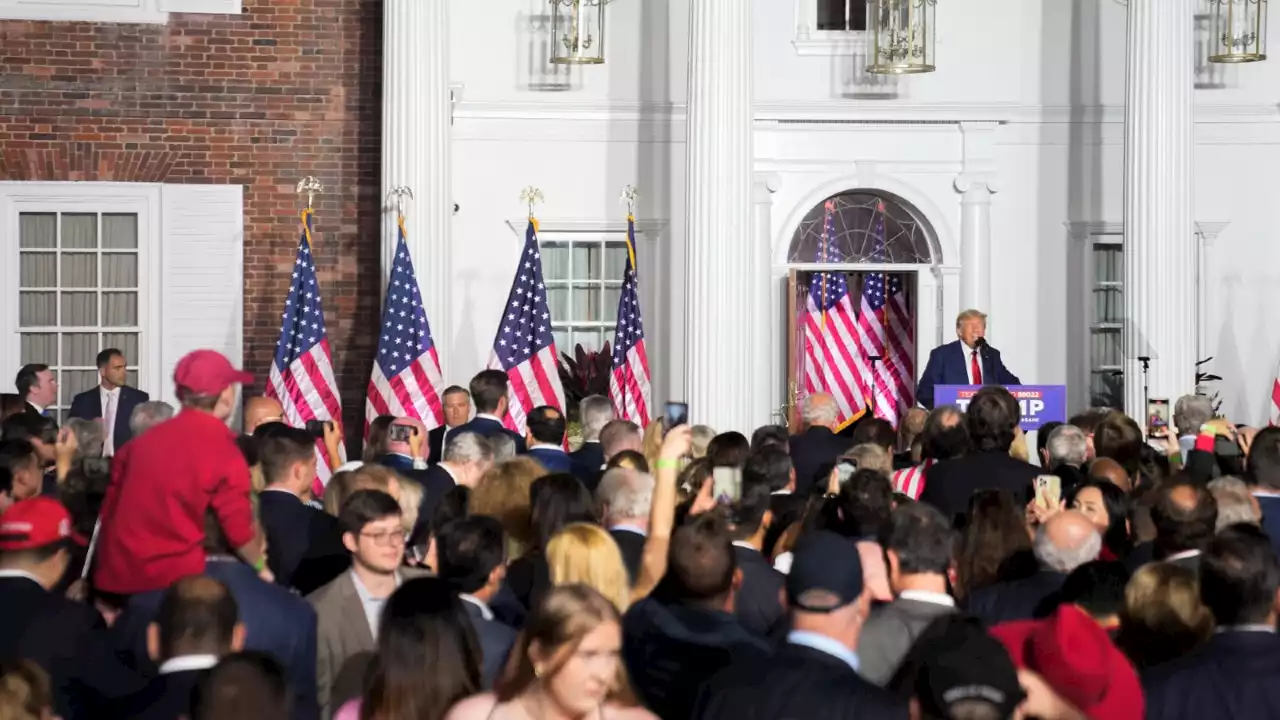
[
  {"left": 868, "top": 355, "right": 881, "bottom": 417},
  {"left": 1137, "top": 356, "right": 1151, "bottom": 419}
]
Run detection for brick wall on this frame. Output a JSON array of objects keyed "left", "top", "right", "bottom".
[{"left": 0, "top": 0, "right": 382, "bottom": 447}]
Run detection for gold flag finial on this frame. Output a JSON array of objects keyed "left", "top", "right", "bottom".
[
  {"left": 620, "top": 185, "right": 639, "bottom": 216},
  {"left": 296, "top": 176, "right": 324, "bottom": 210},
  {"left": 519, "top": 186, "right": 544, "bottom": 220},
  {"left": 387, "top": 186, "right": 414, "bottom": 220}
]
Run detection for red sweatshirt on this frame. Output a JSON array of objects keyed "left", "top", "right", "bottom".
[{"left": 94, "top": 409, "right": 254, "bottom": 595}]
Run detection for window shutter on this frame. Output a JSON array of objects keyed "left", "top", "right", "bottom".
[{"left": 157, "top": 0, "right": 240, "bottom": 14}]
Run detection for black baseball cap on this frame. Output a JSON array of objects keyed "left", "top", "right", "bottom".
[
  {"left": 786, "top": 530, "right": 864, "bottom": 612},
  {"left": 896, "top": 615, "right": 1025, "bottom": 719}
]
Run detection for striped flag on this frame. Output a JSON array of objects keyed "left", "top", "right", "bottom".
[
  {"left": 856, "top": 201, "right": 915, "bottom": 427},
  {"left": 488, "top": 219, "right": 566, "bottom": 436},
  {"left": 892, "top": 458, "right": 936, "bottom": 500},
  {"left": 608, "top": 215, "right": 651, "bottom": 425},
  {"left": 802, "top": 200, "right": 870, "bottom": 430},
  {"left": 1271, "top": 361, "right": 1280, "bottom": 426},
  {"left": 266, "top": 209, "right": 345, "bottom": 495},
  {"left": 365, "top": 218, "right": 445, "bottom": 434}
]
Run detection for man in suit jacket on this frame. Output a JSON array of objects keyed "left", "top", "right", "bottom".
[
  {"left": 1143, "top": 527, "right": 1280, "bottom": 719},
  {"left": 525, "top": 405, "right": 574, "bottom": 473},
  {"left": 859, "top": 503, "right": 959, "bottom": 686},
  {"left": 115, "top": 576, "right": 245, "bottom": 720},
  {"left": 916, "top": 309, "right": 1021, "bottom": 409},
  {"left": 729, "top": 480, "right": 785, "bottom": 639},
  {"left": 451, "top": 369, "right": 526, "bottom": 453},
  {"left": 967, "top": 511, "right": 1101, "bottom": 626},
  {"left": 919, "top": 387, "right": 1040, "bottom": 526},
  {"left": 435, "top": 516, "right": 517, "bottom": 688},
  {"left": 570, "top": 395, "right": 614, "bottom": 487},
  {"left": 427, "top": 385, "right": 472, "bottom": 464},
  {"left": 409, "top": 431, "right": 494, "bottom": 544},
  {"left": 67, "top": 348, "right": 149, "bottom": 455},
  {"left": 1145, "top": 479, "right": 1217, "bottom": 572},
  {"left": 692, "top": 531, "right": 908, "bottom": 720},
  {"left": 597, "top": 466, "right": 653, "bottom": 583},
  {"left": 14, "top": 363, "right": 57, "bottom": 419},
  {"left": 0, "top": 498, "right": 143, "bottom": 719},
  {"left": 788, "top": 393, "right": 854, "bottom": 496}
]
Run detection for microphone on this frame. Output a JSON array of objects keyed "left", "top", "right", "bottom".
[{"left": 974, "top": 337, "right": 988, "bottom": 349}]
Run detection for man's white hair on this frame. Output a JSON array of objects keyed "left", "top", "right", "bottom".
[
  {"left": 1173, "top": 395, "right": 1214, "bottom": 437},
  {"left": 489, "top": 433, "right": 517, "bottom": 462},
  {"left": 801, "top": 393, "right": 839, "bottom": 426},
  {"left": 129, "top": 401, "right": 174, "bottom": 436},
  {"left": 1033, "top": 522, "right": 1102, "bottom": 574},
  {"left": 1209, "top": 476, "right": 1261, "bottom": 532},
  {"left": 1046, "top": 424, "right": 1088, "bottom": 467},
  {"left": 579, "top": 395, "right": 615, "bottom": 442},
  {"left": 596, "top": 467, "right": 655, "bottom": 522},
  {"left": 64, "top": 418, "right": 104, "bottom": 459},
  {"left": 443, "top": 431, "right": 494, "bottom": 464}
]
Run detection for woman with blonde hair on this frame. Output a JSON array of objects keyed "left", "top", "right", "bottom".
[
  {"left": 468, "top": 457, "right": 546, "bottom": 559},
  {"left": 1116, "top": 563, "right": 1214, "bottom": 669},
  {"left": 445, "top": 585, "right": 656, "bottom": 720},
  {"left": 546, "top": 523, "right": 631, "bottom": 612},
  {"left": 641, "top": 419, "right": 665, "bottom": 469},
  {"left": 0, "top": 660, "right": 54, "bottom": 720},
  {"left": 323, "top": 463, "right": 403, "bottom": 516}
]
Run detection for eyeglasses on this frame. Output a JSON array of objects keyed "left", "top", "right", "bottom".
[{"left": 359, "top": 530, "right": 406, "bottom": 547}]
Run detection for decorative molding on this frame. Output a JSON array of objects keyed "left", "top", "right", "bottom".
[
  {"left": 753, "top": 172, "right": 782, "bottom": 202},
  {"left": 955, "top": 122, "right": 1000, "bottom": 195},
  {"left": 1195, "top": 221, "right": 1230, "bottom": 244},
  {"left": 792, "top": 34, "right": 868, "bottom": 57},
  {"left": 1065, "top": 221, "right": 1125, "bottom": 241}
]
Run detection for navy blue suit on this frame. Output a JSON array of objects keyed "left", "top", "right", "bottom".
[
  {"left": 67, "top": 385, "right": 150, "bottom": 450},
  {"left": 258, "top": 489, "right": 349, "bottom": 595},
  {"left": 113, "top": 668, "right": 206, "bottom": 720},
  {"left": 528, "top": 446, "right": 574, "bottom": 474},
  {"left": 1143, "top": 630, "right": 1280, "bottom": 719},
  {"left": 462, "top": 600, "right": 517, "bottom": 689},
  {"left": 570, "top": 441, "right": 606, "bottom": 492},
  {"left": 916, "top": 340, "right": 1021, "bottom": 409},
  {"left": 111, "top": 557, "right": 321, "bottom": 720},
  {"left": 453, "top": 416, "right": 526, "bottom": 454}
]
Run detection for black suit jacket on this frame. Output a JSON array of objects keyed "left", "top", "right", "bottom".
[
  {"left": 788, "top": 427, "right": 853, "bottom": 497},
  {"left": 427, "top": 424, "right": 447, "bottom": 464},
  {"left": 692, "top": 642, "right": 909, "bottom": 720},
  {"left": 570, "top": 442, "right": 606, "bottom": 492},
  {"left": 610, "top": 527, "right": 646, "bottom": 585},
  {"left": 1143, "top": 631, "right": 1280, "bottom": 720},
  {"left": 258, "top": 489, "right": 349, "bottom": 595},
  {"left": 732, "top": 545, "right": 785, "bottom": 639},
  {"left": 916, "top": 339, "right": 1021, "bottom": 409},
  {"left": 0, "top": 576, "right": 144, "bottom": 720},
  {"left": 964, "top": 570, "right": 1066, "bottom": 626},
  {"left": 67, "top": 385, "right": 150, "bottom": 451},
  {"left": 918, "top": 450, "right": 1040, "bottom": 527},
  {"left": 114, "top": 668, "right": 206, "bottom": 720},
  {"left": 453, "top": 416, "right": 526, "bottom": 454},
  {"left": 462, "top": 599, "right": 517, "bottom": 689}
]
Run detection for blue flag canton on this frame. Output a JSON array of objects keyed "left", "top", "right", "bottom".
[
  {"left": 809, "top": 208, "right": 850, "bottom": 311},
  {"left": 611, "top": 232, "right": 645, "bottom": 369},
  {"left": 495, "top": 224, "right": 555, "bottom": 371},
  {"left": 274, "top": 235, "right": 327, "bottom": 368},
  {"left": 378, "top": 231, "right": 435, "bottom": 377}
]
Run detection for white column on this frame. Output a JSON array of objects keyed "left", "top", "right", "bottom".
[
  {"left": 954, "top": 122, "right": 999, "bottom": 318},
  {"left": 382, "top": 0, "right": 452, "bottom": 373},
  {"left": 684, "top": 0, "right": 754, "bottom": 433},
  {"left": 1123, "top": 0, "right": 1195, "bottom": 415},
  {"left": 752, "top": 173, "right": 780, "bottom": 428}
]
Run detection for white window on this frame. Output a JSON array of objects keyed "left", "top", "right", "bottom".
[
  {"left": 1089, "top": 233, "right": 1125, "bottom": 409},
  {"left": 17, "top": 211, "right": 143, "bottom": 422},
  {"left": 794, "top": 0, "right": 869, "bottom": 55},
  {"left": 539, "top": 231, "right": 631, "bottom": 353},
  {"left": 0, "top": 0, "right": 239, "bottom": 24}
]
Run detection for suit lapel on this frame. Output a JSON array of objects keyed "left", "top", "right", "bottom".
[{"left": 338, "top": 573, "right": 376, "bottom": 650}]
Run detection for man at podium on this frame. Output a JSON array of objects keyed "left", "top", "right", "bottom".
[{"left": 917, "top": 309, "right": 1021, "bottom": 409}]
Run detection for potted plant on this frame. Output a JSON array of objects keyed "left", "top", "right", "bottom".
[{"left": 556, "top": 342, "right": 612, "bottom": 450}]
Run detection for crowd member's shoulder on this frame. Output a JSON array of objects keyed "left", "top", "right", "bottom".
[
  {"left": 442, "top": 692, "right": 497, "bottom": 720},
  {"left": 305, "top": 571, "right": 347, "bottom": 607}
]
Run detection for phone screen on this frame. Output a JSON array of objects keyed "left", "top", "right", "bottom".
[
  {"left": 389, "top": 424, "right": 413, "bottom": 442},
  {"left": 711, "top": 467, "right": 742, "bottom": 505},
  {"left": 835, "top": 461, "right": 858, "bottom": 485},
  {"left": 1147, "top": 398, "right": 1170, "bottom": 438},
  {"left": 665, "top": 401, "right": 689, "bottom": 430}
]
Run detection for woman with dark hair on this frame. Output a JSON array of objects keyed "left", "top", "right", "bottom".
[
  {"left": 445, "top": 585, "right": 656, "bottom": 720},
  {"left": 1068, "top": 479, "right": 1134, "bottom": 560},
  {"left": 0, "top": 394, "right": 24, "bottom": 424},
  {"left": 362, "top": 415, "right": 397, "bottom": 462},
  {"left": 705, "top": 431, "right": 750, "bottom": 468},
  {"left": 955, "top": 489, "right": 1037, "bottom": 599},
  {"left": 334, "top": 577, "right": 482, "bottom": 720},
  {"left": 506, "top": 474, "right": 598, "bottom": 611}
]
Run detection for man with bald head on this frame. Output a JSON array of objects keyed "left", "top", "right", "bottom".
[
  {"left": 243, "top": 397, "right": 284, "bottom": 434},
  {"left": 1088, "top": 457, "right": 1132, "bottom": 493},
  {"left": 1149, "top": 479, "right": 1218, "bottom": 571},
  {"left": 966, "top": 510, "right": 1102, "bottom": 625},
  {"left": 789, "top": 393, "right": 854, "bottom": 496}
]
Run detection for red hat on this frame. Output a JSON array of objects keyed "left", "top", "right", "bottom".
[
  {"left": 990, "top": 605, "right": 1144, "bottom": 719},
  {"left": 173, "top": 349, "right": 253, "bottom": 397},
  {"left": 0, "top": 497, "right": 87, "bottom": 551}
]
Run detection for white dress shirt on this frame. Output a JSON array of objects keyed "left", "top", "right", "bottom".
[
  {"left": 158, "top": 654, "right": 220, "bottom": 675},
  {"left": 101, "top": 385, "right": 121, "bottom": 456},
  {"left": 460, "top": 593, "right": 495, "bottom": 621},
  {"left": 351, "top": 570, "right": 402, "bottom": 640}
]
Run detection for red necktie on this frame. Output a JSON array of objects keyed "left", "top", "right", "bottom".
[{"left": 971, "top": 349, "right": 983, "bottom": 385}]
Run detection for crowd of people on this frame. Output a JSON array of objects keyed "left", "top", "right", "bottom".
[{"left": 2, "top": 344, "right": 1279, "bottom": 720}]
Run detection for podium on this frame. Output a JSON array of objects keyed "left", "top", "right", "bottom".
[{"left": 934, "top": 385, "right": 1067, "bottom": 431}]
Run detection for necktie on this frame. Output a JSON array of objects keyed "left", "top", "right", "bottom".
[
  {"left": 103, "top": 392, "right": 117, "bottom": 456},
  {"left": 971, "top": 349, "right": 983, "bottom": 385}
]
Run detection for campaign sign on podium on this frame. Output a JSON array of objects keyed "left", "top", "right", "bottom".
[{"left": 935, "top": 385, "right": 1067, "bottom": 431}]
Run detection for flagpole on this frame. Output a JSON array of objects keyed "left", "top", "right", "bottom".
[
  {"left": 520, "top": 186, "right": 544, "bottom": 233},
  {"left": 296, "top": 176, "right": 324, "bottom": 246},
  {"left": 388, "top": 185, "right": 414, "bottom": 232}
]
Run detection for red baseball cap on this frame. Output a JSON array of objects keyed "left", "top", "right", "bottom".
[
  {"left": 173, "top": 349, "right": 253, "bottom": 397},
  {"left": 0, "top": 497, "right": 87, "bottom": 551}
]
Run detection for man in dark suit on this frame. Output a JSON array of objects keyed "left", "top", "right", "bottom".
[
  {"left": 728, "top": 479, "right": 785, "bottom": 639},
  {"left": 692, "top": 531, "right": 909, "bottom": 719},
  {"left": 67, "top": 348, "right": 149, "bottom": 455},
  {"left": 919, "top": 386, "right": 1041, "bottom": 526},
  {"left": 14, "top": 363, "right": 57, "bottom": 418},
  {"left": 254, "top": 423, "right": 350, "bottom": 594},
  {"left": 451, "top": 369, "right": 526, "bottom": 453},
  {"left": 1144, "top": 479, "right": 1217, "bottom": 572},
  {"left": 525, "top": 405, "right": 574, "bottom": 473},
  {"left": 114, "top": 576, "right": 244, "bottom": 720},
  {"left": 597, "top": 466, "right": 653, "bottom": 583},
  {"left": 410, "top": 431, "right": 494, "bottom": 543},
  {"left": 0, "top": 497, "right": 143, "bottom": 719},
  {"left": 788, "top": 393, "right": 853, "bottom": 496},
  {"left": 1143, "top": 525, "right": 1280, "bottom": 718},
  {"left": 916, "top": 309, "right": 1021, "bottom": 409},
  {"left": 570, "top": 395, "right": 614, "bottom": 485},
  {"left": 623, "top": 513, "right": 770, "bottom": 720},
  {"left": 427, "top": 385, "right": 471, "bottom": 464},
  {"left": 435, "top": 515, "right": 517, "bottom": 688},
  {"left": 966, "top": 510, "right": 1101, "bottom": 625},
  {"left": 744, "top": 446, "right": 804, "bottom": 558}
]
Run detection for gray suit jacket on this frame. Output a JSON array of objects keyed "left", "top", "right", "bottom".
[{"left": 857, "top": 597, "right": 957, "bottom": 686}]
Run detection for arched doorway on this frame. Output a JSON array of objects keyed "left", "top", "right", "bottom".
[{"left": 784, "top": 190, "right": 940, "bottom": 430}]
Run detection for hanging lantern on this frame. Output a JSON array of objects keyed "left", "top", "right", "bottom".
[
  {"left": 866, "top": 0, "right": 938, "bottom": 74},
  {"left": 1208, "top": 0, "right": 1267, "bottom": 63},
  {"left": 549, "top": 0, "right": 607, "bottom": 65}
]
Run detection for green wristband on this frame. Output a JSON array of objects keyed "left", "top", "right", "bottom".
[{"left": 655, "top": 458, "right": 679, "bottom": 470}]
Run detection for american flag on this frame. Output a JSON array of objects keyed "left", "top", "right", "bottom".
[
  {"left": 487, "top": 220, "right": 566, "bottom": 435},
  {"left": 609, "top": 215, "right": 651, "bottom": 425},
  {"left": 266, "top": 209, "right": 345, "bottom": 495},
  {"left": 892, "top": 458, "right": 936, "bottom": 500},
  {"left": 802, "top": 200, "right": 870, "bottom": 429},
  {"left": 366, "top": 219, "right": 445, "bottom": 433},
  {"left": 1271, "top": 361, "right": 1280, "bottom": 426},
  {"left": 856, "top": 201, "right": 916, "bottom": 427}
]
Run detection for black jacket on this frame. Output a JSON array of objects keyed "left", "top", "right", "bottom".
[
  {"left": 258, "top": 489, "right": 349, "bottom": 595},
  {"left": 1143, "top": 630, "right": 1280, "bottom": 720},
  {"left": 113, "top": 668, "right": 207, "bottom": 720},
  {"left": 965, "top": 570, "right": 1066, "bottom": 626},
  {"left": 788, "top": 427, "right": 853, "bottom": 496},
  {"left": 918, "top": 450, "right": 1040, "bottom": 527},
  {"left": 732, "top": 545, "right": 785, "bottom": 639}
]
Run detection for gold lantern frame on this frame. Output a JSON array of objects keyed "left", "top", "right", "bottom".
[
  {"left": 865, "top": 0, "right": 938, "bottom": 75},
  {"left": 1208, "top": 0, "right": 1268, "bottom": 63},
  {"left": 549, "top": 0, "right": 611, "bottom": 65}
]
